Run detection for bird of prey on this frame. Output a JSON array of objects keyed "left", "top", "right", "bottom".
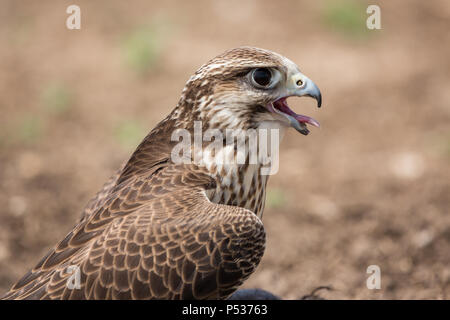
[{"left": 2, "top": 47, "right": 322, "bottom": 300}]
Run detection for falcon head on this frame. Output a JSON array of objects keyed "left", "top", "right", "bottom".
[{"left": 175, "top": 46, "right": 322, "bottom": 135}]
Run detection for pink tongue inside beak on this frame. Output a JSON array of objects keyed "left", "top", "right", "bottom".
[{"left": 273, "top": 98, "right": 320, "bottom": 128}]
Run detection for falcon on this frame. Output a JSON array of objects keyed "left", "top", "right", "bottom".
[{"left": 2, "top": 47, "right": 322, "bottom": 300}]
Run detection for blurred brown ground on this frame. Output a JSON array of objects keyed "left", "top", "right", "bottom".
[{"left": 0, "top": 0, "right": 449, "bottom": 299}]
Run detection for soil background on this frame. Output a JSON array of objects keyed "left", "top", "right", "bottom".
[{"left": 0, "top": 0, "right": 449, "bottom": 299}]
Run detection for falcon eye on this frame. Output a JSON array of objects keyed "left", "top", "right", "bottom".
[{"left": 251, "top": 68, "right": 273, "bottom": 88}]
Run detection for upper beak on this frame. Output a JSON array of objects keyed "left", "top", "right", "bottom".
[
  {"left": 267, "top": 71, "right": 322, "bottom": 135},
  {"left": 289, "top": 73, "right": 322, "bottom": 108}
]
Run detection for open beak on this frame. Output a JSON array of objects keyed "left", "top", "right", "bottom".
[{"left": 267, "top": 72, "right": 322, "bottom": 135}]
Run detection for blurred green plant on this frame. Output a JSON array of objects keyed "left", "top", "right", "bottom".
[
  {"left": 266, "top": 188, "right": 287, "bottom": 209},
  {"left": 323, "top": 0, "right": 369, "bottom": 38},
  {"left": 122, "top": 25, "right": 162, "bottom": 76},
  {"left": 445, "top": 141, "right": 450, "bottom": 159},
  {"left": 114, "top": 120, "right": 146, "bottom": 150},
  {"left": 428, "top": 133, "right": 450, "bottom": 160},
  {"left": 0, "top": 127, "right": 6, "bottom": 148},
  {"left": 41, "top": 82, "right": 72, "bottom": 115},
  {"left": 0, "top": 82, "right": 74, "bottom": 147},
  {"left": 17, "top": 115, "right": 44, "bottom": 144}
]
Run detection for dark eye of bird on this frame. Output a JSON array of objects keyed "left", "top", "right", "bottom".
[{"left": 252, "top": 68, "right": 272, "bottom": 87}]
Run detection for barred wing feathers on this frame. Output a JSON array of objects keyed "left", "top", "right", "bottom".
[{"left": 2, "top": 165, "right": 265, "bottom": 300}]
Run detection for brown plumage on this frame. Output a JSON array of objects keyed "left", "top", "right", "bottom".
[{"left": 1, "top": 47, "right": 322, "bottom": 300}]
